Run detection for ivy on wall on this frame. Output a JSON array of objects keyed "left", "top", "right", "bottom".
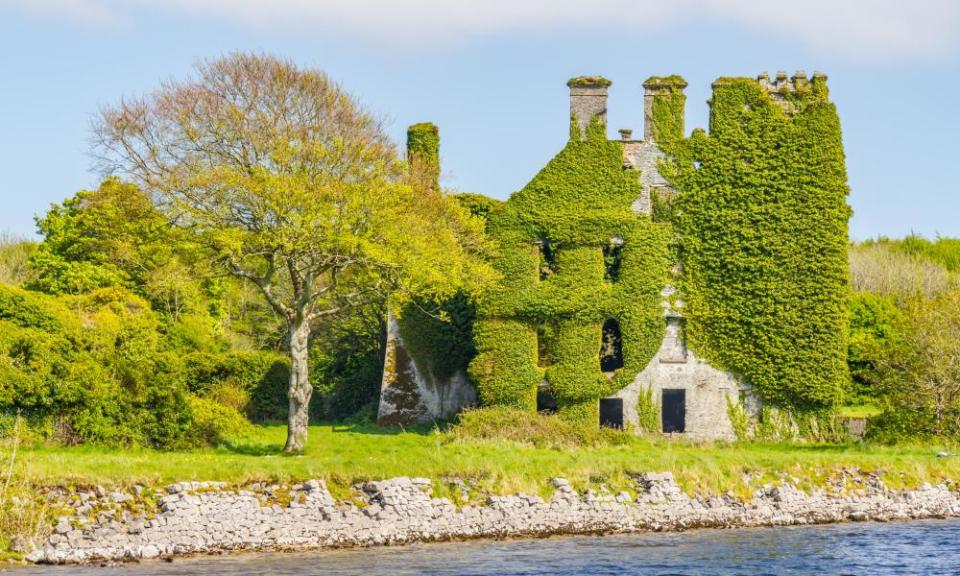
[
  {"left": 397, "top": 292, "right": 476, "bottom": 381},
  {"left": 659, "top": 75, "right": 850, "bottom": 409},
  {"left": 469, "top": 103, "right": 672, "bottom": 423},
  {"left": 397, "top": 73, "right": 851, "bottom": 426},
  {"left": 643, "top": 75, "right": 687, "bottom": 144},
  {"left": 407, "top": 122, "right": 440, "bottom": 191}
]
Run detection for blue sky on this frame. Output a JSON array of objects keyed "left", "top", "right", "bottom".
[{"left": 0, "top": 0, "right": 958, "bottom": 241}]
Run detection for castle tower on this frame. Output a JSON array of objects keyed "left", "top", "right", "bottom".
[{"left": 567, "top": 76, "right": 610, "bottom": 139}]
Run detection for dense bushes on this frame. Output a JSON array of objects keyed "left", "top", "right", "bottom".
[
  {"left": 0, "top": 285, "right": 186, "bottom": 446},
  {"left": 847, "top": 236, "right": 960, "bottom": 441},
  {"left": 448, "top": 406, "right": 632, "bottom": 449},
  {"left": 0, "top": 283, "right": 294, "bottom": 447}
]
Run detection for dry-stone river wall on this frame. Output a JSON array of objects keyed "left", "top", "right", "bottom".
[{"left": 26, "top": 472, "right": 960, "bottom": 564}]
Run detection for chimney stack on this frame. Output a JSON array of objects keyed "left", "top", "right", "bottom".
[
  {"left": 567, "top": 76, "right": 611, "bottom": 140},
  {"left": 643, "top": 76, "right": 688, "bottom": 143},
  {"left": 406, "top": 122, "right": 440, "bottom": 192}
]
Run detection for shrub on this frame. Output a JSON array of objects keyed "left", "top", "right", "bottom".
[
  {"left": 448, "top": 406, "right": 633, "bottom": 449},
  {"left": 180, "top": 351, "right": 290, "bottom": 421},
  {"left": 636, "top": 387, "right": 660, "bottom": 433},
  {"left": 185, "top": 395, "right": 252, "bottom": 446},
  {"left": 0, "top": 233, "right": 35, "bottom": 287}
]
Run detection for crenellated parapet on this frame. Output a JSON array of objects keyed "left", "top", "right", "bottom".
[{"left": 753, "top": 70, "right": 829, "bottom": 111}]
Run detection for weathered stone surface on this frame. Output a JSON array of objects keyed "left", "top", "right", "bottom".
[
  {"left": 24, "top": 473, "right": 960, "bottom": 564},
  {"left": 377, "top": 314, "right": 476, "bottom": 426}
]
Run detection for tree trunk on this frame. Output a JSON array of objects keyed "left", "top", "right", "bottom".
[{"left": 284, "top": 318, "right": 312, "bottom": 452}]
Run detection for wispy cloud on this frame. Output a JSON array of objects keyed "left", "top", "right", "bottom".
[
  {"left": 3, "top": 0, "right": 958, "bottom": 62},
  {"left": 0, "top": 0, "right": 125, "bottom": 28}
]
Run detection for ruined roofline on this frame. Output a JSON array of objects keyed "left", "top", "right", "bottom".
[{"left": 711, "top": 70, "right": 828, "bottom": 93}]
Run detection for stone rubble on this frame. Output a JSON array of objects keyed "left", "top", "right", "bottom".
[{"left": 26, "top": 472, "right": 960, "bottom": 564}]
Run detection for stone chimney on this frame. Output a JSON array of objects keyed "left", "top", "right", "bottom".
[
  {"left": 643, "top": 76, "right": 688, "bottom": 142},
  {"left": 567, "top": 76, "right": 611, "bottom": 139},
  {"left": 406, "top": 122, "right": 440, "bottom": 192}
]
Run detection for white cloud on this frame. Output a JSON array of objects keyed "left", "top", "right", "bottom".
[
  {"left": 0, "top": 0, "right": 124, "bottom": 28},
  {"left": 2, "top": 0, "right": 958, "bottom": 62}
]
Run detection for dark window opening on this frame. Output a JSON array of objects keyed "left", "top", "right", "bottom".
[
  {"left": 537, "top": 388, "right": 558, "bottom": 414},
  {"left": 603, "top": 238, "right": 623, "bottom": 282},
  {"left": 600, "top": 398, "right": 624, "bottom": 429},
  {"left": 661, "top": 389, "right": 686, "bottom": 433},
  {"left": 599, "top": 318, "right": 624, "bottom": 373},
  {"left": 538, "top": 239, "right": 557, "bottom": 280}
]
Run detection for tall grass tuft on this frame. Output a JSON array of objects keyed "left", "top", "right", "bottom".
[{"left": 0, "top": 415, "right": 54, "bottom": 560}]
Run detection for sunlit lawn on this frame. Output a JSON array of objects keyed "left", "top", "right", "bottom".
[{"left": 16, "top": 424, "right": 960, "bottom": 498}]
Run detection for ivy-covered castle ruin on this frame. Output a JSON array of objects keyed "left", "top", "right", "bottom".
[{"left": 378, "top": 71, "right": 850, "bottom": 440}]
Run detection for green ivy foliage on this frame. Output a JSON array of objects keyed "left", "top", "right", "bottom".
[
  {"left": 659, "top": 76, "right": 851, "bottom": 410},
  {"left": 644, "top": 75, "right": 687, "bottom": 143},
  {"left": 398, "top": 292, "right": 477, "bottom": 381},
  {"left": 470, "top": 116, "right": 671, "bottom": 423},
  {"left": 407, "top": 122, "right": 440, "bottom": 191}
]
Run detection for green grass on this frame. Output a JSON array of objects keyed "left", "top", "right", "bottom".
[{"left": 12, "top": 421, "right": 960, "bottom": 500}]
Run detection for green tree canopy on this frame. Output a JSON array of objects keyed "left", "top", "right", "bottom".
[{"left": 93, "top": 53, "right": 492, "bottom": 451}]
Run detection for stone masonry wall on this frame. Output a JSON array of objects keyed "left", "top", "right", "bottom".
[
  {"left": 27, "top": 473, "right": 960, "bottom": 564},
  {"left": 377, "top": 314, "right": 477, "bottom": 426}
]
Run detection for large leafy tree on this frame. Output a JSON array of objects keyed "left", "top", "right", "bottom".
[
  {"left": 880, "top": 289, "right": 960, "bottom": 437},
  {"left": 93, "top": 53, "right": 490, "bottom": 451}
]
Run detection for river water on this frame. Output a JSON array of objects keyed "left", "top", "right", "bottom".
[{"left": 10, "top": 519, "right": 960, "bottom": 575}]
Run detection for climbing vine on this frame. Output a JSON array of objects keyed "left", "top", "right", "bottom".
[
  {"left": 469, "top": 102, "right": 672, "bottom": 423},
  {"left": 659, "top": 75, "right": 850, "bottom": 410},
  {"left": 406, "top": 122, "right": 440, "bottom": 191},
  {"left": 397, "top": 293, "right": 476, "bottom": 381},
  {"left": 643, "top": 76, "right": 686, "bottom": 143}
]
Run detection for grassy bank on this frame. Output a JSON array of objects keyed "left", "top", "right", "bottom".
[{"left": 12, "top": 420, "right": 960, "bottom": 500}]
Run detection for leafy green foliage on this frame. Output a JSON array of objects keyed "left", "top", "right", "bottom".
[
  {"left": 636, "top": 386, "right": 660, "bottom": 433},
  {"left": 398, "top": 292, "right": 476, "bottom": 381},
  {"left": 661, "top": 77, "right": 851, "bottom": 410},
  {"left": 407, "top": 122, "right": 440, "bottom": 191},
  {"left": 893, "top": 235, "right": 960, "bottom": 272},
  {"left": 565, "top": 76, "right": 612, "bottom": 88},
  {"left": 870, "top": 289, "right": 960, "bottom": 439},
  {"left": 449, "top": 406, "right": 632, "bottom": 449},
  {"left": 310, "top": 303, "right": 386, "bottom": 421},
  {"left": 0, "top": 284, "right": 193, "bottom": 447},
  {"left": 470, "top": 117, "right": 671, "bottom": 423},
  {"left": 453, "top": 193, "right": 504, "bottom": 221},
  {"left": 644, "top": 75, "right": 687, "bottom": 143},
  {"left": 847, "top": 291, "right": 902, "bottom": 403}
]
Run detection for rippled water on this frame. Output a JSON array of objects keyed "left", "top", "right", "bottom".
[{"left": 10, "top": 519, "right": 960, "bottom": 576}]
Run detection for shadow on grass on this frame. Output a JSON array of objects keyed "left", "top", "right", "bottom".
[
  {"left": 327, "top": 422, "right": 438, "bottom": 436},
  {"left": 217, "top": 420, "right": 440, "bottom": 456}
]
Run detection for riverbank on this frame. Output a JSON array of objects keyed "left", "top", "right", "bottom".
[
  {"left": 24, "top": 471, "right": 960, "bottom": 564},
  {"left": 15, "top": 423, "right": 960, "bottom": 496},
  {"left": 16, "top": 519, "right": 960, "bottom": 576},
  {"left": 9, "top": 421, "right": 960, "bottom": 563}
]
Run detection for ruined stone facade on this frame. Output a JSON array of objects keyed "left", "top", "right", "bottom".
[
  {"left": 379, "top": 71, "right": 835, "bottom": 439},
  {"left": 377, "top": 315, "right": 475, "bottom": 426}
]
